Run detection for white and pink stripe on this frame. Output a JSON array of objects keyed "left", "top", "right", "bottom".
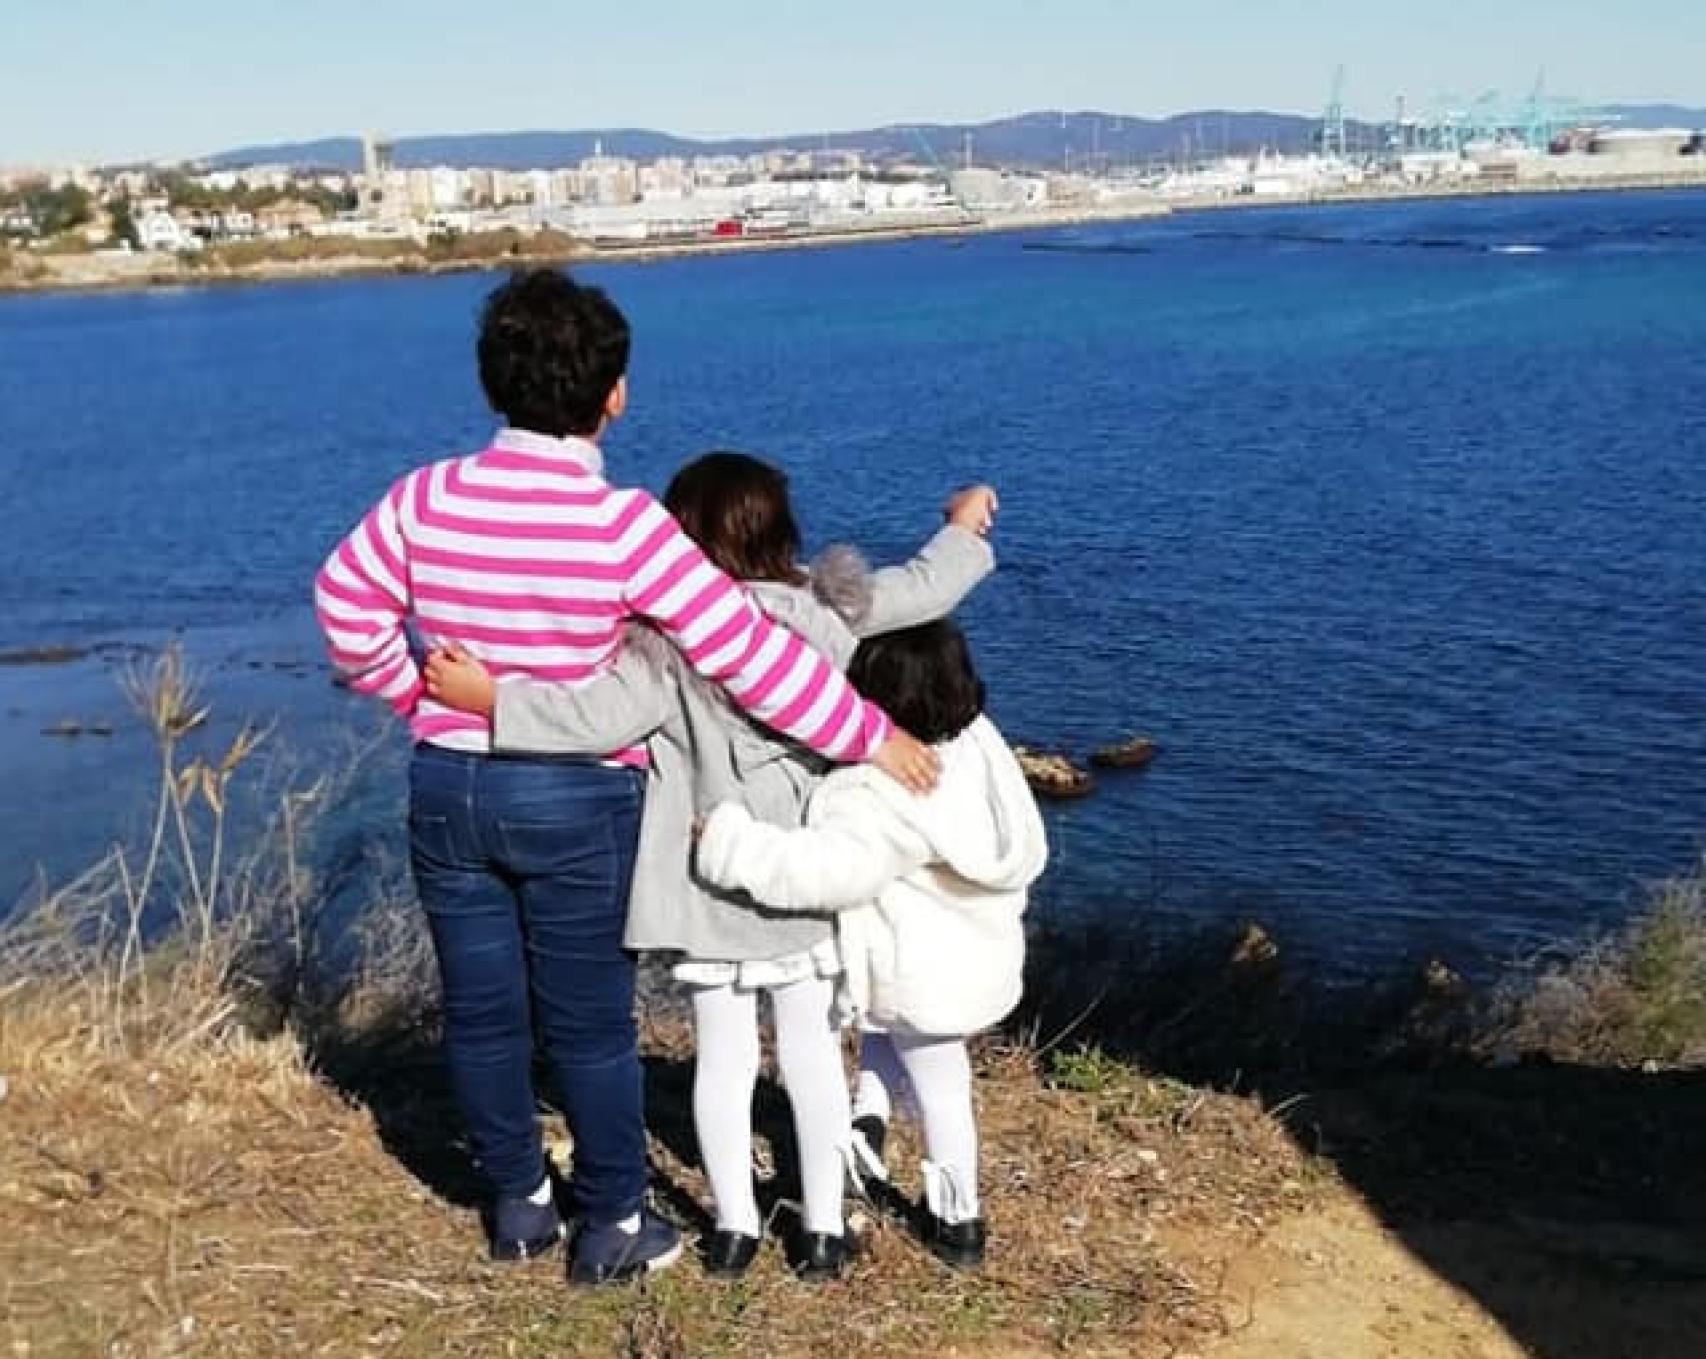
[{"left": 314, "top": 429, "right": 892, "bottom": 762}]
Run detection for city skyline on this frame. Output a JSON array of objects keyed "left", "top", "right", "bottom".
[{"left": 5, "top": 0, "right": 1706, "bottom": 166}]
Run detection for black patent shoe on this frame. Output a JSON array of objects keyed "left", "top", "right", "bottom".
[
  {"left": 701, "top": 1229, "right": 761, "bottom": 1279},
  {"left": 788, "top": 1230, "right": 850, "bottom": 1283},
  {"left": 923, "top": 1213, "right": 986, "bottom": 1270}
]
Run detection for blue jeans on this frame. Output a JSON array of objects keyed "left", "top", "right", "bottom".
[{"left": 408, "top": 745, "right": 646, "bottom": 1224}]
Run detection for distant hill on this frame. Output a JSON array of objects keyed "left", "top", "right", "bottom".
[
  {"left": 205, "top": 110, "right": 1368, "bottom": 172},
  {"left": 205, "top": 102, "right": 1705, "bottom": 173}
]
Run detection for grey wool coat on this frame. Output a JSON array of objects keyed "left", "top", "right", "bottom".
[{"left": 489, "top": 525, "right": 995, "bottom": 963}]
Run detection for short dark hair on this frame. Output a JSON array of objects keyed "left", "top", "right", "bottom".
[
  {"left": 476, "top": 269, "right": 630, "bottom": 437},
  {"left": 848, "top": 619, "right": 986, "bottom": 745},
  {"left": 663, "top": 452, "right": 806, "bottom": 585}
]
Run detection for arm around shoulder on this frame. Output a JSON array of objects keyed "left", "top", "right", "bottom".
[
  {"left": 696, "top": 780, "right": 933, "bottom": 911},
  {"left": 620, "top": 490, "right": 893, "bottom": 762}
]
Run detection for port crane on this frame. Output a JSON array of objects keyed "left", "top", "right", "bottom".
[{"left": 1321, "top": 66, "right": 1349, "bottom": 159}]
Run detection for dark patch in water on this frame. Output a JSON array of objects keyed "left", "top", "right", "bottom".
[
  {"left": 0, "top": 645, "right": 89, "bottom": 667},
  {"left": 1021, "top": 240, "right": 1155, "bottom": 255},
  {"left": 1186, "top": 214, "right": 1706, "bottom": 257}
]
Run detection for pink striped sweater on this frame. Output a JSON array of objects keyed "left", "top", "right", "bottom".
[{"left": 314, "top": 428, "right": 893, "bottom": 763}]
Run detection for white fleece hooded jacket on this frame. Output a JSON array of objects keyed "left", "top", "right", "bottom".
[{"left": 695, "top": 715, "right": 1048, "bottom": 1036}]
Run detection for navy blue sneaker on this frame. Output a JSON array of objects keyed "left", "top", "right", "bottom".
[
  {"left": 569, "top": 1209, "right": 683, "bottom": 1286},
  {"left": 486, "top": 1191, "right": 567, "bottom": 1262}
]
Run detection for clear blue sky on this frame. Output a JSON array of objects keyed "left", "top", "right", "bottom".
[{"left": 4, "top": 0, "right": 1702, "bottom": 165}]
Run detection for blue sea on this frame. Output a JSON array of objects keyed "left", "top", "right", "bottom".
[{"left": 2, "top": 189, "right": 1703, "bottom": 974}]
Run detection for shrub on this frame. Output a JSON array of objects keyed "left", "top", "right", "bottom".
[{"left": 1484, "top": 860, "right": 1706, "bottom": 1067}]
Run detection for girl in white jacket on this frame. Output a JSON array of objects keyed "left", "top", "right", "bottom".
[{"left": 696, "top": 619, "right": 1048, "bottom": 1267}]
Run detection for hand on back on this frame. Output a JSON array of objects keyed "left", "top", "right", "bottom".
[{"left": 423, "top": 643, "right": 499, "bottom": 718}]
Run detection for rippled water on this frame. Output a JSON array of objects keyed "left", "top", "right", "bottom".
[{"left": 2, "top": 189, "right": 1703, "bottom": 971}]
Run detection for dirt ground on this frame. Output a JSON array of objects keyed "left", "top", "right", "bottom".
[
  {"left": 4, "top": 990, "right": 1704, "bottom": 1359},
  {"left": 1196, "top": 1196, "right": 1706, "bottom": 1359},
  {"left": 1201, "top": 1201, "right": 1530, "bottom": 1359}
]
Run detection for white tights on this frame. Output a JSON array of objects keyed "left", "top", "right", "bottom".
[
  {"left": 689, "top": 976, "right": 850, "bottom": 1237},
  {"left": 853, "top": 1031, "right": 981, "bottom": 1223}
]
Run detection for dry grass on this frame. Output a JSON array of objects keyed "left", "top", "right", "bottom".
[
  {"left": 0, "top": 651, "right": 1320, "bottom": 1357},
  {"left": 1482, "top": 858, "right": 1706, "bottom": 1067},
  {"left": 0, "top": 243, "right": 48, "bottom": 285},
  {"left": 184, "top": 229, "right": 589, "bottom": 277},
  {"left": 421, "top": 228, "right": 586, "bottom": 264},
  {"left": 1, "top": 648, "right": 296, "bottom": 1054},
  {"left": 191, "top": 236, "right": 418, "bottom": 269},
  {"left": 0, "top": 987, "right": 1310, "bottom": 1359}
]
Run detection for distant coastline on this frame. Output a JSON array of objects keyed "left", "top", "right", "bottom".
[
  {"left": 4, "top": 171, "right": 1704, "bottom": 299},
  {"left": 0, "top": 204, "right": 1170, "bottom": 298}
]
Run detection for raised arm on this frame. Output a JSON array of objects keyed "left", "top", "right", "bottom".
[
  {"left": 313, "top": 474, "right": 422, "bottom": 718},
  {"left": 491, "top": 629, "right": 676, "bottom": 756},
  {"left": 695, "top": 784, "right": 933, "bottom": 912},
  {"left": 619, "top": 490, "right": 893, "bottom": 762},
  {"left": 856, "top": 523, "right": 996, "bottom": 639}
]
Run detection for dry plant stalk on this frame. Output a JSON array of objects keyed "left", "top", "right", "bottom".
[{"left": 4, "top": 644, "right": 318, "bottom": 1055}]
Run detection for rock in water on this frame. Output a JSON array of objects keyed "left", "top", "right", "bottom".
[
  {"left": 1012, "top": 746, "right": 1095, "bottom": 800},
  {"left": 1230, "top": 923, "right": 1280, "bottom": 968},
  {"left": 1090, "top": 735, "right": 1157, "bottom": 770}
]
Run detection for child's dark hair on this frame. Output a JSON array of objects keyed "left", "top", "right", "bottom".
[
  {"left": 664, "top": 452, "right": 806, "bottom": 585},
  {"left": 477, "top": 269, "right": 630, "bottom": 438},
  {"left": 848, "top": 620, "right": 986, "bottom": 745}
]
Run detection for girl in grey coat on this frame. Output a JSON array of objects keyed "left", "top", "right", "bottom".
[{"left": 424, "top": 452, "right": 995, "bottom": 1279}]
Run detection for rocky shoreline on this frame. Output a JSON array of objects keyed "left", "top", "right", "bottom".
[
  {"left": 5, "top": 172, "right": 1703, "bottom": 301},
  {"left": 0, "top": 203, "right": 1169, "bottom": 298}
]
